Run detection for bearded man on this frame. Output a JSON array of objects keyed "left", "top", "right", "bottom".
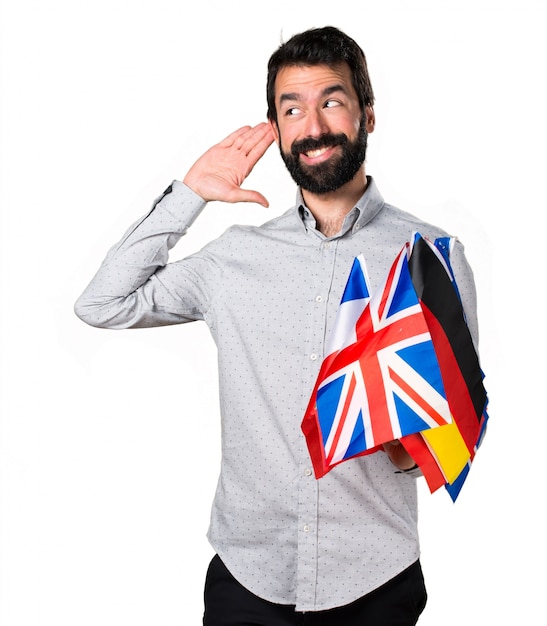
[{"left": 75, "top": 26, "right": 480, "bottom": 626}]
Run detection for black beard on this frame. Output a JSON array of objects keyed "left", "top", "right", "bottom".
[{"left": 279, "top": 118, "right": 368, "bottom": 194}]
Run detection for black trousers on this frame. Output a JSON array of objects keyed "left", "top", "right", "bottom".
[{"left": 203, "top": 554, "right": 427, "bottom": 626}]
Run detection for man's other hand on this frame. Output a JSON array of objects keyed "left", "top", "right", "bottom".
[{"left": 183, "top": 123, "right": 274, "bottom": 207}]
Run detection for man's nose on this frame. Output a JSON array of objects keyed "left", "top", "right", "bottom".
[{"left": 303, "top": 109, "right": 330, "bottom": 137}]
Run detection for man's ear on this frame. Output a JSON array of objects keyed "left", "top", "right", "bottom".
[
  {"left": 269, "top": 119, "right": 280, "bottom": 145},
  {"left": 364, "top": 106, "right": 375, "bottom": 133}
]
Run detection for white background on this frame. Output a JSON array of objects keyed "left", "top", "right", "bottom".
[{"left": 1, "top": 0, "right": 546, "bottom": 624}]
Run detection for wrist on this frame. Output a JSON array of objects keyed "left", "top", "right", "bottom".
[{"left": 395, "top": 463, "right": 419, "bottom": 474}]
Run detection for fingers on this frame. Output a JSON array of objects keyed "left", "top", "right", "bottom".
[
  {"left": 221, "top": 123, "right": 274, "bottom": 158},
  {"left": 217, "top": 125, "right": 254, "bottom": 147},
  {"left": 382, "top": 440, "right": 401, "bottom": 449},
  {"left": 245, "top": 124, "right": 275, "bottom": 164},
  {"left": 231, "top": 188, "right": 270, "bottom": 208},
  {"left": 216, "top": 123, "right": 274, "bottom": 201},
  {"left": 183, "top": 123, "right": 273, "bottom": 205}
]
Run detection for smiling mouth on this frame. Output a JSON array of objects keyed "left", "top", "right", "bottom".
[{"left": 304, "top": 146, "right": 331, "bottom": 158}]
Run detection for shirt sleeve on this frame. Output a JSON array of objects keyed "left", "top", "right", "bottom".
[{"left": 74, "top": 181, "right": 214, "bottom": 329}]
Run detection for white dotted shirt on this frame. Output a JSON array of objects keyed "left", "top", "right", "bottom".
[{"left": 75, "top": 177, "right": 479, "bottom": 611}]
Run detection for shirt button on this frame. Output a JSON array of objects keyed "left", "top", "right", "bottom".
[
  {"left": 315, "top": 295, "right": 323, "bottom": 303},
  {"left": 304, "top": 468, "right": 313, "bottom": 477},
  {"left": 310, "top": 353, "right": 318, "bottom": 361},
  {"left": 303, "top": 524, "right": 310, "bottom": 533},
  {"left": 323, "top": 241, "right": 331, "bottom": 248}
]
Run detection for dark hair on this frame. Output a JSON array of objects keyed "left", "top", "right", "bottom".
[{"left": 266, "top": 26, "right": 375, "bottom": 123}]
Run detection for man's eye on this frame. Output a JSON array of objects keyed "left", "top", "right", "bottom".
[
  {"left": 324, "top": 99, "right": 341, "bottom": 108},
  {"left": 285, "top": 107, "right": 300, "bottom": 116}
]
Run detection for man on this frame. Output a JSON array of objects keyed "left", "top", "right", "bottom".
[{"left": 75, "top": 26, "right": 479, "bottom": 625}]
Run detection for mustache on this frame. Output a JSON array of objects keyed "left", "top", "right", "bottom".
[{"left": 290, "top": 133, "right": 349, "bottom": 157}]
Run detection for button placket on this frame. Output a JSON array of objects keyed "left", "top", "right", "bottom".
[{"left": 295, "top": 237, "right": 339, "bottom": 609}]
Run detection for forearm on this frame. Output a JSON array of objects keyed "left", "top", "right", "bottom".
[{"left": 74, "top": 181, "right": 208, "bottom": 329}]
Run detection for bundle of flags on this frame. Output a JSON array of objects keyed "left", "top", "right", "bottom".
[{"left": 301, "top": 232, "right": 488, "bottom": 501}]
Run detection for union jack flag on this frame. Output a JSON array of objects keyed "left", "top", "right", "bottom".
[
  {"left": 302, "top": 233, "right": 488, "bottom": 499},
  {"left": 302, "top": 237, "right": 453, "bottom": 479}
]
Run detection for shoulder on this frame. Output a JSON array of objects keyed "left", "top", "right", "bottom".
[
  {"left": 193, "top": 206, "right": 301, "bottom": 262},
  {"left": 380, "top": 202, "right": 452, "bottom": 240},
  {"left": 214, "top": 205, "right": 300, "bottom": 242}
]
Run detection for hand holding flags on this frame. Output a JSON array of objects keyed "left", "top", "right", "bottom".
[{"left": 301, "top": 233, "right": 488, "bottom": 501}]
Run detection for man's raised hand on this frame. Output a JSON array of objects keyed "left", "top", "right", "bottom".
[{"left": 183, "top": 123, "right": 275, "bottom": 207}]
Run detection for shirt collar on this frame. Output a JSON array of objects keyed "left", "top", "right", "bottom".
[{"left": 296, "top": 176, "right": 385, "bottom": 237}]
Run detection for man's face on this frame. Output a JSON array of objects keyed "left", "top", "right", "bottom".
[{"left": 271, "top": 63, "right": 374, "bottom": 194}]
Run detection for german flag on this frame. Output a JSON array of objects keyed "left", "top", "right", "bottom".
[{"left": 401, "top": 234, "right": 488, "bottom": 500}]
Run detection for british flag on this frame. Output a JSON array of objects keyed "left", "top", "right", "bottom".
[
  {"left": 302, "top": 232, "right": 488, "bottom": 500},
  {"left": 302, "top": 238, "right": 454, "bottom": 479}
]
